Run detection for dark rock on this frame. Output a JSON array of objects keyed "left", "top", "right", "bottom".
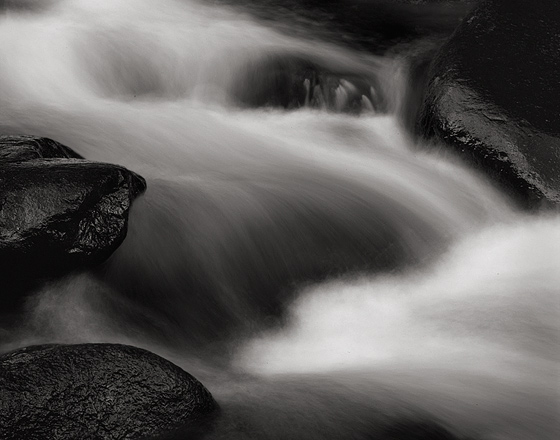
[
  {"left": 0, "top": 135, "right": 147, "bottom": 306},
  {"left": 214, "top": 0, "right": 474, "bottom": 54},
  {"left": 0, "top": 134, "right": 83, "bottom": 162},
  {"left": 418, "top": 0, "right": 560, "bottom": 207},
  {"left": 0, "top": 160, "right": 145, "bottom": 292},
  {"left": 232, "top": 54, "right": 384, "bottom": 113},
  {"left": 0, "top": 343, "right": 218, "bottom": 440}
]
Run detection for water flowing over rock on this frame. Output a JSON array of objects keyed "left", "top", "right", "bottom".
[
  {"left": 0, "top": 343, "right": 218, "bottom": 440},
  {"left": 0, "top": 1, "right": 558, "bottom": 439},
  {"left": 214, "top": 0, "right": 474, "bottom": 54},
  {"left": 418, "top": 0, "right": 560, "bottom": 207},
  {"left": 231, "top": 53, "right": 383, "bottom": 112},
  {"left": 0, "top": 135, "right": 146, "bottom": 307}
]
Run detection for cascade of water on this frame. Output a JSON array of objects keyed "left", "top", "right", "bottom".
[{"left": 0, "top": 1, "right": 558, "bottom": 439}]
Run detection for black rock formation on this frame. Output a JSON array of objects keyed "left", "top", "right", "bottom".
[
  {"left": 0, "top": 343, "right": 218, "bottom": 440},
  {"left": 0, "top": 135, "right": 146, "bottom": 307},
  {"left": 418, "top": 0, "right": 560, "bottom": 207}
]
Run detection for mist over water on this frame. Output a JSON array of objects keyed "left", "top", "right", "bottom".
[{"left": 0, "top": 0, "right": 558, "bottom": 439}]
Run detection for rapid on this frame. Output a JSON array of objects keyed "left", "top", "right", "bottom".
[{"left": 0, "top": 0, "right": 558, "bottom": 439}]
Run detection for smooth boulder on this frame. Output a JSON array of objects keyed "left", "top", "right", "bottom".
[
  {"left": 0, "top": 136, "right": 146, "bottom": 305},
  {"left": 0, "top": 343, "right": 218, "bottom": 440},
  {"left": 418, "top": 0, "right": 560, "bottom": 207}
]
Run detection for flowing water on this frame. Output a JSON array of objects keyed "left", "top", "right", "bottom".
[{"left": 0, "top": 0, "right": 558, "bottom": 439}]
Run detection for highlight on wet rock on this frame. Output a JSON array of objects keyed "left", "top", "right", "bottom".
[
  {"left": 418, "top": 0, "right": 560, "bottom": 208},
  {"left": 0, "top": 135, "right": 146, "bottom": 307}
]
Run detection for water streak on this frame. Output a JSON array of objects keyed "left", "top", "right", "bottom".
[{"left": 0, "top": 1, "right": 558, "bottom": 439}]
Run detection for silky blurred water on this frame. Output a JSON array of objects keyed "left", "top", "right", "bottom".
[{"left": 0, "top": 1, "right": 558, "bottom": 439}]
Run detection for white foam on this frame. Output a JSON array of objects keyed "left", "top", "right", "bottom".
[{"left": 238, "top": 215, "right": 560, "bottom": 382}]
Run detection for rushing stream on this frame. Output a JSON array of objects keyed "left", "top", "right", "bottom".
[{"left": 0, "top": 0, "right": 558, "bottom": 439}]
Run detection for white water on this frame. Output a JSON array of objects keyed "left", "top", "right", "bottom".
[
  {"left": 0, "top": 1, "right": 558, "bottom": 439},
  {"left": 240, "top": 217, "right": 560, "bottom": 375}
]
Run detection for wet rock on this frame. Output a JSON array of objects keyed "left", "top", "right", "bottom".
[
  {"left": 0, "top": 343, "right": 218, "bottom": 440},
  {"left": 418, "top": 0, "right": 560, "bottom": 207},
  {"left": 0, "top": 134, "right": 83, "bottom": 162},
  {"left": 232, "top": 54, "right": 383, "bottom": 113},
  {"left": 0, "top": 135, "right": 146, "bottom": 306},
  {"left": 0, "top": 161, "right": 145, "bottom": 287}
]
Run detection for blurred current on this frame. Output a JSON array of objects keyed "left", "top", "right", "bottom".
[{"left": 0, "top": 1, "right": 558, "bottom": 439}]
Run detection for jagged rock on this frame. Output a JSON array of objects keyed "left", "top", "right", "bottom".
[
  {"left": 418, "top": 0, "right": 560, "bottom": 207},
  {"left": 0, "top": 136, "right": 146, "bottom": 306},
  {"left": 0, "top": 343, "right": 218, "bottom": 440},
  {"left": 0, "top": 161, "right": 145, "bottom": 282}
]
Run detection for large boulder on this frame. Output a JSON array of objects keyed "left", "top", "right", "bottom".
[
  {"left": 0, "top": 343, "right": 218, "bottom": 440},
  {"left": 418, "top": 0, "right": 560, "bottom": 207},
  {"left": 0, "top": 135, "right": 146, "bottom": 306}
]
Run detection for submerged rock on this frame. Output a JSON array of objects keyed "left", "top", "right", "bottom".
[
  {"left": 0, "top": 343, "right": 218, "bottom": 440},
  {"left": 0, "top": 135, "right": 146, "bottom": 306},
  {"left": 231, "top": 54, "right": 383, "bottom": 113},
  {"left": 418, "top": 0, "right": 560, "bottom": 207}
]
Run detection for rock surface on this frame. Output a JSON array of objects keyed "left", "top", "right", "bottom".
[
  {"left": 0, "top": 134, "right": 83, "bottom": 162},
  {"left": 418, "top": 0, "right": 560, "bottom": 207},
  {"left": 0, "top": 343, "right": 218, "bottom": 440},
  {"left": 0, "top": 135, "right": 146, "bottom": 305}
]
